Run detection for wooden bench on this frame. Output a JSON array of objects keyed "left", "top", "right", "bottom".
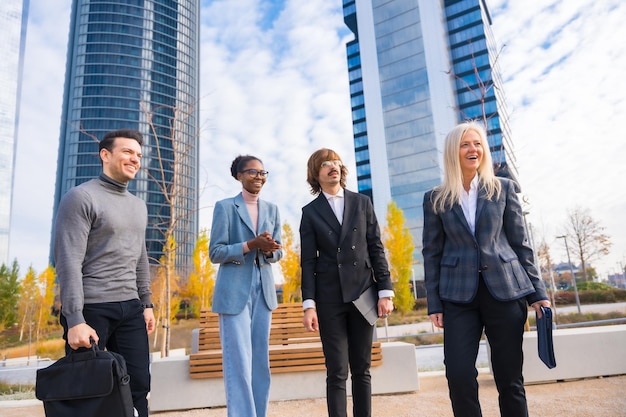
[{"left": 189, "top": 303, "right": 383, "bottom": 379}]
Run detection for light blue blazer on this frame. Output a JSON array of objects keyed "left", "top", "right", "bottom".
[{"left": 209, "top": 193, "right": 283, "bottom": 314}]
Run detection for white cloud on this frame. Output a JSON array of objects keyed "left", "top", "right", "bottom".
[
  {"left": 9, "top": 1, "right": 72, "bottom": 270},
  {"left": 490, "top": 0, "right": 626, "bottom": 275},
  {"left": 10, "top": 0, "right": 626, "bottom": 280},
  {"left": 197, "top": 0, "right": 355, "bottom": 235}
]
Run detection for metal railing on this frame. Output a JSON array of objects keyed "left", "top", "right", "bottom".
[{"left": 0, "top": 357, "right": 52, "bottom": 368}]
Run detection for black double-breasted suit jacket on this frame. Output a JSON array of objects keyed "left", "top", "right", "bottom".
[{"left": 300, "top": 189, "right": 393, "bottom": 305}]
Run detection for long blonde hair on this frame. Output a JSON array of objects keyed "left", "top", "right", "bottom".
[{"left": 431, "top": 121, "right": 501, "bottom": 213}]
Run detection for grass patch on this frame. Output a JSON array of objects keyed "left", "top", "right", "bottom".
[
  {"left": 0, "top": 382, "right": 36, "bottom": 398},
  {"left": 0, "top": 319, "right": 202, "bottom": 361},
  {"left": 396, "top": 333, "right": 444, "bottom": 346},
  {"left": 528, "top": 310, "right": 625, "bottom": 327},
  {"left": 380, "top": 308, "right": 430, "bottom": 326},
  {"left": 2, "top": 305, "right": 624, "bottom": 361},
  {"left": 378, "top": 305, "right": 626, "bottom": 346},
  {"left": 1, "top": 329, "right": 66, "bottom": 361}
]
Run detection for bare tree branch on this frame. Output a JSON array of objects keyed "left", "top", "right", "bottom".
[{"left": 561, "top": 206, "right": 612, "bottom": 282}]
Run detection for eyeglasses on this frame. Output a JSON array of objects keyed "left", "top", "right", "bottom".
[
  {"left": 321, "top": 160, "right": 343, "bottom": 169},
  {"left": 241, "top": 169, "right": 269, "bottom": 178}
]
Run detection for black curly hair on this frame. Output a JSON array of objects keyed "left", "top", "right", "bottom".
[{"left": 230, "top": 155, "right": 263, "bottom": 179}]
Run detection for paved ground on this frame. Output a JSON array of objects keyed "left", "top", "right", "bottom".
[
  {"left": 3, "top": 371, "right": 625, "bottom": 417},
  {"left": 3, "top": 303, "right": 625, "bottom": 416}
]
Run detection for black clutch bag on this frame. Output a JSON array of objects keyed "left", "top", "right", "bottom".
[
  {"left": 35, "top": 343, "right": 135, "bottom": 417},
  {"left": 536, "top": 306, "right": 557, "bottom": 369}
]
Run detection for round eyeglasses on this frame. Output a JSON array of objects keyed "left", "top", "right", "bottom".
[
  {"left": 241, "top": 169, "right": 269, "bottom": 178},
  {"left": 321, "top": 160, "right": 343, "bottom": 169}
]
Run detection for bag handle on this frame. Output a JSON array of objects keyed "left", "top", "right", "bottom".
[{"left": 67, "top": 337, "right": 99, "bottom": 361}]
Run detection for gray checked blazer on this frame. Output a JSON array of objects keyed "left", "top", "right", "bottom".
[{"left": 422, "top": 177, "right": 548, "bottom": 315}]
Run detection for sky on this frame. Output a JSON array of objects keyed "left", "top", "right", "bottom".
[{"left": 8, "top": 0, "right": 626, "bottom": 280}]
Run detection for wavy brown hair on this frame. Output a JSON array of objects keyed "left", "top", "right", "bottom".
[{"left": 306, "top": 148, "right": 348, "bottom": 195}]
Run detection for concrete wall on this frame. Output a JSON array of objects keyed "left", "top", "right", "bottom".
[
  {"left": 521, "top": 324, "right": 626, "bottom": 384},
  {"left": 150, "top": 341, "right": 419, "bottom": 412}
]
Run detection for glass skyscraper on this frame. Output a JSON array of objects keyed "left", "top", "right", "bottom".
[
  {"left": 0, "top": 0, "right": 29, "bottom": 265},
  {"left": 343, "top": 0, "right": 517, "bottom": 281},
  {"left": 52, "top": 0, "right": 200, "bottom": 272}
]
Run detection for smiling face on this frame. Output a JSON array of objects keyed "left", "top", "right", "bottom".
[
  {"left": 458, "top": 128, "right": 484, "bottom": 180},
  {"left": 100, "top": 137, "right": 142, "bottom": 184},
  {"left": 237, "top": 158, "right": 266, "bottom": 194}
]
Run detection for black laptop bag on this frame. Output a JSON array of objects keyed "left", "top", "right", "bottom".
[{"left": 35, "top": 343, "right": 134, "bottom": 417}]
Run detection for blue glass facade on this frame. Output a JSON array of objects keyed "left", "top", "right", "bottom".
[
  {"left": 343, "top": 23, "right": 373, "bottom": 199},
  {"left": 344, "top": 0, "right": 517, "bottom": 280},
  {"left": 52, "top": 0, "right": 200, "bottom": 272},
  {"left": 445, "top": 0, "right": 517, "bottom": 179},
  {"left": 0, "top": 0, "right": 29, "bottom": 265}
]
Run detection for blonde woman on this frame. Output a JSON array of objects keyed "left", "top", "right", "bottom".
[{"left": 422, "top": 121, "right": 550, "bottom": 417}]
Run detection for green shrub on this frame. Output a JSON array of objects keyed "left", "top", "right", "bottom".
[
  {"left": 580, "top": 290, "right": 616, "bottom": 303},
  {"left": 553, "top": 290, "right": 576, "bottom": 305},
  {"left": 552, "top": 288, "right": 626, "bottom": 305},
  {"left": 576, "top": 282, "right": 614, "bottom": 291}
]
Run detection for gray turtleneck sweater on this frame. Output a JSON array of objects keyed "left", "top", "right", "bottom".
[{"left": 54, "top": 173, "right": 151, "bottom": 328}]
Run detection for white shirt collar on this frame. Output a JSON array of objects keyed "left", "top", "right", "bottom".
[
  {"left": 461, "top": 175, "right": 479, "bottom": 234},
  {"left": 322, "top": 188, "right": 344, "bottom": 200},
  {"left": 469, "top": 174, "right": 478, "bottom": 191},
  {"left": 470, "top": 174, "right": 478, "bottom": 190}
]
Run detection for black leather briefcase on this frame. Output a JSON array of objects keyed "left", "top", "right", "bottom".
[{"left": 35, "top": 343, "right": 134, "bottom": 417}]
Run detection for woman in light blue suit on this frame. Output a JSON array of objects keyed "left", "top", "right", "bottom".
[
  {"left": 422, "top": 122, "right": 550, "bottom": 417},
  {"left": 209, "top": 155, "right": 282, "bottom": 417}
]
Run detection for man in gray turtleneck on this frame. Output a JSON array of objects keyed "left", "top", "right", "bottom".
[{"left": 54, "top": 129, "right": 155, "bottom": 417}]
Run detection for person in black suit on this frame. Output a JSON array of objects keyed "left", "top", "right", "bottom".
[
  {"left": 422, "top": 121, "right": 551, "bottom": 417},
  {"left": 299, "top": 148, "right": 394, "bottom": 417}
]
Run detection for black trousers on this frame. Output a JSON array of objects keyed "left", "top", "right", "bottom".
[
  {"left": 61, "top": 299, "right": 151, "bottom": 417},
  {"left": 317, "top": 301, "right": 373, "bottom": 417},
  {"left": 443, "top": 278, "right": 529, "bottom": 417}
]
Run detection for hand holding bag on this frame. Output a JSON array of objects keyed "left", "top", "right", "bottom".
[{"left": 36, "top": 342, "right": 134, "bottom": 417}]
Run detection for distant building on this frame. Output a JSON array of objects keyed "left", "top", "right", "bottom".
[
  {"left": 554, "top": 262, "right": 579, "bottom": 276},
  {"left": 342, "top": 0, "right": 518, "bottom": 279},
  {"left": 0, "top": 0, "right": 29, "bottom": 265},
  {"left": 553, "top": 262, "right": 579, "bottom": 289},
  {"left": 607, "top": 272, "right": 626, "bottom": 289},
  {"left": 51, "top": 0, "right": 200, "bottom": 272}
]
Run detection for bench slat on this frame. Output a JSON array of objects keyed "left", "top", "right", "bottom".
[{"left": 190, "top": 304, "right": 383, "bottom": 379}]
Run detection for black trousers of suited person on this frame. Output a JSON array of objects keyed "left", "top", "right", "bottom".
[
  {"left": 443, "top": 277, "right": 529, "bottom": 417},
  {"left": 317, "top": 301, "right": 374, "bottom": 417}
]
